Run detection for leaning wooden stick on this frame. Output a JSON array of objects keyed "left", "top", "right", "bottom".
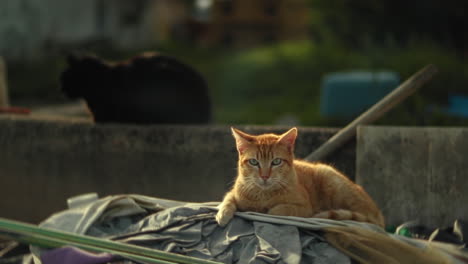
[{"left": 305, "top": 64, "right": 438, "bottom": 162}]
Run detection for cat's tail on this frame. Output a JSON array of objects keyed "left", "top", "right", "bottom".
[{"left": 313, "top": 209, "right": 384, "bottom": 227}]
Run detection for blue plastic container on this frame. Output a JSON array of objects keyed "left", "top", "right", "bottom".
[
  {"left": 320, "top": 71, "right": 400, "bottom": 119},
  {"left": 447, "top": 95, "right": 468, "bottom": 118}
]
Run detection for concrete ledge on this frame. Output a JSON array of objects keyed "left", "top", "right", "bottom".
[
  {"left": 357, "top": 126, "right": 468, "bottom": 227},
  {"left": 0, "top": 115, "right": 355, "bottom": 223}
]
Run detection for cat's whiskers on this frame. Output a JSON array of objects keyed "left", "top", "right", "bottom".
[
  {"left": 227, "top": 178, "right": 236, "bottom": 187},
  {"left": 271, "top": 178, "right": 286, "bottom": 190},
  {"left": 238, "top": 176, "right": 257, "bottom": 196},
  {"left": 244, "top": 183, "right": 263, "bottom": 200}
]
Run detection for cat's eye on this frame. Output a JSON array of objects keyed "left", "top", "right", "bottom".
[
  {"left": 271, "top": 158, "right": 282, "bottom": 166},
  {"left": 248, "top": 159, "right": 259, "bottom": 166}
]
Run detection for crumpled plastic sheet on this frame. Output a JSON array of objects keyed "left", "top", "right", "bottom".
[{"left": 24, "top": 194, "right": 391, "bottom": 264}]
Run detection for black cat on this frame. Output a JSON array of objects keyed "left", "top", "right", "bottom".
[{"left": 60, "top": 52, "right": 212, "bottom": 124}]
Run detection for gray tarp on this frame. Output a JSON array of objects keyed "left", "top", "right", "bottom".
[{"left": 25, "top": 194, "right": 464, "bottom": 264}]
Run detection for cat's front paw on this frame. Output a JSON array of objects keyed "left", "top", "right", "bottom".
[{"left": 215, "top": 204, "right": 235, "bottom": 227}]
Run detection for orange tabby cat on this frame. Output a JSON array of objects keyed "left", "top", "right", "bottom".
[{"left": 216, "top": 127, "right": 384, "bottom": 227}]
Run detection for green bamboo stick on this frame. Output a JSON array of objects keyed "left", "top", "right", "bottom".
[
  {"left": 0, "top": 217, "right": 221, "bottom": 264},
  {"left": 0, "top": 229, "right": 175, "bottom": 264}
]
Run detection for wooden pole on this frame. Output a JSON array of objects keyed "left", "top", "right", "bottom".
[
  {"left": 304, "top": 64, "right": 438, "bottom": 162},
  {"left": 0, "top": 56, "right": 9, "bottom": 108}
]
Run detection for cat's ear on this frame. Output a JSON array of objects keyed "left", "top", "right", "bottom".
[
  {"left": 231, "top": 127, "right": 254, "bottom": 154},
  {"left": 278, "top": 127, "right": 297, "bottom": 152}
]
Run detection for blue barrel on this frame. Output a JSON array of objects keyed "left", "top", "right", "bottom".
[
  {"left": 320, "top": 71, "right": 400, "bottom": 119},
  {"left": 447, "top": 95, "right": 468, "bottom": 118}
]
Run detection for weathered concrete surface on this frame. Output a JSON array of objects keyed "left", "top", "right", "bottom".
[
  {"left": 357, "top": 126, "right": 468, "bottom": 228},
  {"left": 0, "top": 115, "right": 355, "bottom": 223}
]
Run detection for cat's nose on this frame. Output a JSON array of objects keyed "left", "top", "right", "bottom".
[{"left": 260, "top": 175, "right": 270, "bottom": 180}]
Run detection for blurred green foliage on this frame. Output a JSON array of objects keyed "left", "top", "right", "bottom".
[
  {"left": 309, "top": 0, "right": 468, "bottom": 52},
  {"left": 7, "top": 39, "right": 468, "bottom": 126},
  {"left": 206, "top": 40, "right": 468, "bottom": 126},
  {"left": 8, "top": 58, "right": 67, "bottom": 104},
  {"left": 7, "top": 0, "right": 468, "bottom": 126}
]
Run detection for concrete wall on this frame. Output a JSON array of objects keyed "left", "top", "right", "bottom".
[
  {"left": 357, "top": 126, "right": 468, "bottom": 228},
  {"left": 0, "top": 115, "right": 355, "bottom": 223}
]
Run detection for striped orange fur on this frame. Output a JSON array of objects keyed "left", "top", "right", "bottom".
[{"left": 216, "top": 127, "right": 385, "bottom": 227}]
